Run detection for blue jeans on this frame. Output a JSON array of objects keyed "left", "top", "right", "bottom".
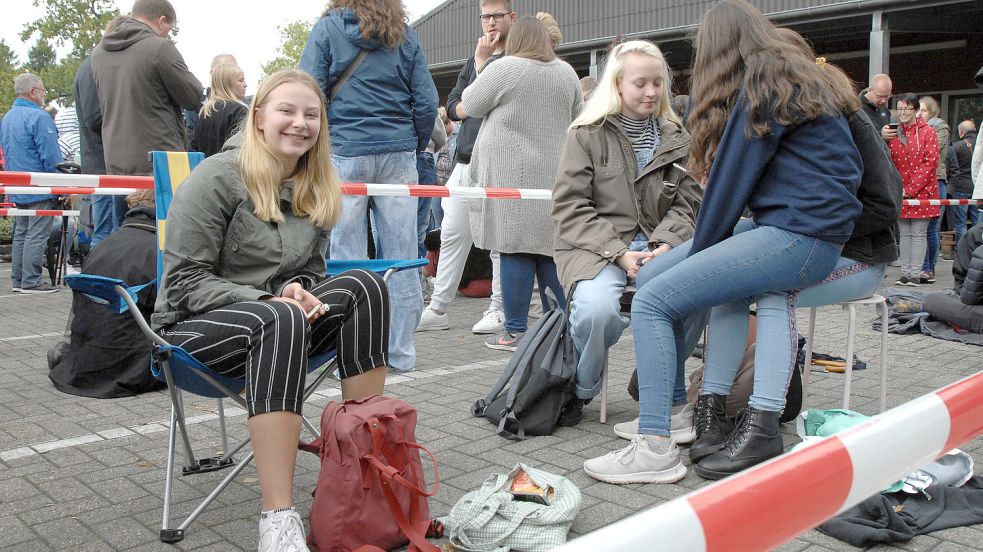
[
  {"left": 951, "top": 190, "right": 979, "bottom": 246},
  {"left": 569, "top": 263, "right": 630, "bottom": 399},
  {"left": 500, "top": 252, "right": 564, "bottom": 334},
  {"left": 11, "top": 199, "right": 58, "bottom": 289},
  {"left": 331, "top": 151, "right": 421, "bottom": 372},
  {"left": 415, "top": 152, "right": 437, "bottom": 258},
  {"left": 704, "top": 256, "right": 885, "bottom": 411},
  {"left": 631, "top": 224, "right": 842, "bottom": 436},
  {"left": 923, "top": 179, "right": 946, "bottom": 273},
  {"left": 90, "top": 195, "right": 128, "bottom": 248}
]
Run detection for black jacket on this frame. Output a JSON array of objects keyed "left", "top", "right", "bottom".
[
  {"left": 840, "top": 109, "right": 903, "bottom": 264},
  {"left": 73, "top": 56, "right": 106, "bottom": 175},
  {"left": 858, "top": 89, "right": 892, "bottom": 131},
  {"left": 48, "top": 206, "right": 164, "bottom": 398},
  {"left": 445, "top": 53, "right": 503, "bottom": 165},
  {"left": 949, "top": 131, "right": 977, "bottom": 194},
  {"left": 953, "top": 223, "right": 983, "bottom": 305},
  {"left": 191, "top": 100, "right": 248, "bottom": 157}
]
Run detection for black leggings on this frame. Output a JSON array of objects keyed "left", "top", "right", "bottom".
[{"left": 160, "top": 270, "right": 389, "bottom": 416}]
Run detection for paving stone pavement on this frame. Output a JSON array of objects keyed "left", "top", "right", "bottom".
[{"left": 1, "top": 260, "right": 981, "bottom": 551}]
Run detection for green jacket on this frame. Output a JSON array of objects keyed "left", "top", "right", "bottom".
[{"left": 152, "top": 149, "right": 329, "bottom": 329}]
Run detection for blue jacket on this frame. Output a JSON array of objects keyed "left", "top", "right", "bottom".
[
  {"left": 0, "top": 98, "right": 60, "bottom": 204},
  {"left": 690, "top": 98, "right": 863, "bottom": 255},
  {"left": 299, "top": 9, "right": 438, "bottom": 157}
]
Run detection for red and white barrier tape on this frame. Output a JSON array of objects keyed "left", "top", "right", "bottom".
[
  {"left": 904, "top": 198, "right": 983, "bottom": 206},
  {"left": 0, "top": 209, "right": 80, "bottom": 217},
  {"left": 0, "top": 186, "right": 139, "bottom": 196},
  {"left": 0, "top": 171, "right": 552, "bottom": 200},
  {"left": 558, "top": 370, "right": 983, "bottom": 552}
]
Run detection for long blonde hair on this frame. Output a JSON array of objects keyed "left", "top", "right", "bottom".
[
  {"left": 238, "top": 69, "right": 340, "bottom": 228},
  {"left": 200, "top": 64, "right": 246, "bottom": 118},
  {"left": 570, "top": 40, "right": 679, "bottom": 129}
]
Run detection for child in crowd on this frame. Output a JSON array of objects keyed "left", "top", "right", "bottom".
[
  {"left": 153, "top": 70, "right": 390, "bottom": 552},
  {"left": 551, "top": 40, "right": 701, "bottom": 427},
  {"left": 191, "top": 63, "right": 248, "bottom": 157},
  {"left": 583, "top": 0, "right": 864, "bottom": 484}
]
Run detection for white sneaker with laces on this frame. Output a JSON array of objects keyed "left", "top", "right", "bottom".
[
  {"left": 258, "top": 508, "right": 309, "bottom": 552},
  {"left": 584, "top": 436, "right": 687, "bottom": 484},
  {"left": 613, "top": 403, "right": 696, "bottom": 444},
  {"left": 472, "top": 308, "right": 504, "bottom": 334},
  {"left": 416, "top": 305, "right": 450, "bottom": 332}
]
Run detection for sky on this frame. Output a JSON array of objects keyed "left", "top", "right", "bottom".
[{"left": 1, "top": 0, "right": 446, "bottom": 95}]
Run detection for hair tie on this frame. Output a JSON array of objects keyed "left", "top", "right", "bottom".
[{"left": 815, "top": 57, "right": 827, "bottom": 66}]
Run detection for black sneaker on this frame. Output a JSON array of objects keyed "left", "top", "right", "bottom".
[
  {"left": 894, "top": 276, "right": 909, "bottom": 286},
  {"left": 919, "top": 271, "right": 936, "bottom": 284},
  {"left": 21, "top": 283, "right": 60, "bottom": 294}
]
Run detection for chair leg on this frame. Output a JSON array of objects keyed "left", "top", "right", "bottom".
[
  {"left": 878, "top": 300, "right": 889, "bottom": 413},
  {"left": 160, "top": 403, "right": 181, "bottom": 543},
  {"left": 842, "top": 305, "right": 857, "bottom": 410},
  {"left": 217, "top": 398, "right": 229, "bottom": 456},
  {"left": 599, "top": 351, "right": 609, "bottom": 424},
  {"left": 802, "top": 307, "right": 817, "bottom": 412}
]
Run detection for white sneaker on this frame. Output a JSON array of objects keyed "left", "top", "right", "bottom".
[
  {"left": 613, "top": 403, "right": 696, "bottom": 444},
  {"left": 416, "top": 305, "right": 450, "bottom": 332},
  {"left": 258, "top": 508, "right": 309, "bottom": 552},
  {"left": 472, "top": 308, "right": 504, "bottom": 334},
  {"left": 584, "top": 436, "right": 687, "bottom": 484}
]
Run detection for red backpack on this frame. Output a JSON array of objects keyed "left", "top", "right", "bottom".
[{"left": 300, "top": 395, "right": 440, "bottom": 552}]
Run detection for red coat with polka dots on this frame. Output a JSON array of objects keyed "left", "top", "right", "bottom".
[{"left": 889, "top": 119, "right": 940, "bottom": 219}]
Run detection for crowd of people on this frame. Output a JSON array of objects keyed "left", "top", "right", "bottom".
[{"left": 3, "top": 0, "right": 983, "bottom": 550}]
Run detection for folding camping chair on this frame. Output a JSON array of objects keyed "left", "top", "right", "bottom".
[{"left": 66, "top": 151, "right": 426, "bottom": 544}]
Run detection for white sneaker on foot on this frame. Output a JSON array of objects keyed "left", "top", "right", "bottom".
[
  {"left": 472, "top": 308, "right": 504, "bottom": 334},
  {"left": 416, "top": 305, "right": 450, "bottom": 332},
  {"left": 613, "top": 403, "right": 696, "bottom": 444},
  {"left": 258, "top": 508, "right": 309, "bottom": 552},
  {"left": 584, "top": 436, "right": 687, "bottom": 484}
]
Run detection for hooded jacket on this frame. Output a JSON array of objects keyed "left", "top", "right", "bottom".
[
  {"left": 91, "top": 17, "right": 202, "bottom": 175},
  {"left": 859, "top": 88, "right": 892, "bottom": 130},
  {"left": 0, "top": 98, "right": 61, "bottom": 204},
  {"left": 889, "top": 118, "right": 940, "bottom": 219},
  {"left": 299, "top": 9, "right": 438, "bottom": 157}
]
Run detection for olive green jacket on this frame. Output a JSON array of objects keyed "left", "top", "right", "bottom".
[
  {"left": 552, "top": 115, "right": 702, "bottom": 292},
  {"left": 152, "top": 149, "right": 329, "bottom": 329}
]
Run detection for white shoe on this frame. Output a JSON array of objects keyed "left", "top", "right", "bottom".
[
  {"left": 613, "top": 403, "right": 696, "bottom": 444},
  {"left": 416, "top": 305, "right": 450, "bottom": 332},
  {"left": 472, "top": 308, "right": 504, "bottom": 334},
  {"left": 258, "top": 508, "right": 309, "bottom": 552},
  {"left": 584, "top": 436, "right": 687, "bottom": 484}
]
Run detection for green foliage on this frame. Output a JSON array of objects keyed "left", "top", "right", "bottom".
[
  {"left": 0, "top": 40, "right": 18, "bottom": 114},
  {"left": 261, "top": 20, "right": 314, "bottom": 81},
  {"left": 0, "top": 217, "right": 13, "bottom": 245}
]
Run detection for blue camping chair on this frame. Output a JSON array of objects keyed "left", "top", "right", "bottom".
[{"left": 66, "top": 151, "right": 426, "bottom": 544}]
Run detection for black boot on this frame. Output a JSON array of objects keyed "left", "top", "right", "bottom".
[
  {"left": 557, "top": 397, "right": 585, "bottom": 427},
  {"left": 689, "top": 393, "right": 734, "bottom": 463},
  {"left": 694, "top": 407, "right": 783, "bottom": 480}
]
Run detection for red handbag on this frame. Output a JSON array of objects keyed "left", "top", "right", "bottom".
[{"left": 300, "top": 395, "right": 440, "bottom": 552}]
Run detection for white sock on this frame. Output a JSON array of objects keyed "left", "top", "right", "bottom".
[{"left": 641, "top": 435, "right": 672, "bottom": 454}]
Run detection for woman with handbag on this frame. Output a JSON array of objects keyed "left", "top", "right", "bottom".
[
  {"left": 583, "top": 0, "right": 863, "bottom": 485},
  {"left": 154, "top": 70, "right": 390, "bottom": 552}
]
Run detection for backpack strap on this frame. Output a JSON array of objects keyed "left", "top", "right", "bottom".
[{"left": 330, "top": 49, "right": 369, "bottom": 102}]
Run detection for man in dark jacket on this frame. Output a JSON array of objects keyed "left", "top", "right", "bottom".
[
  {"left": 859, "top": 73, "right": 893, "bottom": 139},
  {"left": 923, "top": 223, "right": 983, "bottom": 333},
  {"left": 415, "top": 0, "right": 517, "bottom": 335},
  {"left": 90, "top": 0, "right": 202, "bottom": 177},
  {"left": 949, "top": 120, "right": 978, "bottom": 245},
  {"left": 48, "top": 192, "right": 164, "bottom": 397}
]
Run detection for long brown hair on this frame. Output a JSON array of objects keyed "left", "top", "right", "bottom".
[
  {"left": 505, "top": 16, "right": 555, "bottom": 63},
  {"left": 328, "top": 0, "right": 406, "bottom": 49},
  {"left": 687, "top": 0, "right": 858, "bottom": 178}
]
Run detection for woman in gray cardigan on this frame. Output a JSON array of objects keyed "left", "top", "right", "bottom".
[{"left": 461, "top": 16, "right": 582, "bottom": 351}]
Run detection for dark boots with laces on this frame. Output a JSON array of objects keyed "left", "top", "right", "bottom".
[
  {"left": 689, "top": 393, "right": 734, "bottom": 464},
  {"left": 694, "top": 407, "right": 783, "bottom": 480}
]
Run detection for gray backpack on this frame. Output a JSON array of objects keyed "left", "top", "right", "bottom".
[{"left": 472, "top": 292, "right": 577, "bottom": 440}]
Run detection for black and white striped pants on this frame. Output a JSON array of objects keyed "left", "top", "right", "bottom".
[{"left": 160, "top": 270, "right": 389, "bottom": 417}]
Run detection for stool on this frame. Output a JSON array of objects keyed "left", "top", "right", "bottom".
[{"left": 801, "top": 294, "right": 889, "bottom": 413}]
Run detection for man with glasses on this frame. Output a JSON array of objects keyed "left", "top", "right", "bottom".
[
  {"left": 860, "top": 73, "right": 893, "bottom": 140},
  {"left": 1, "top": 73, "right": 63, "bottom": 293},
  {"left": 417, "top": 0, "right": 517, "bottom": 334}
]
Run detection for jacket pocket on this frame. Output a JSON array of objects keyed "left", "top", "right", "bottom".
[{"left": 218, "top": 207, "right": 281, "bottom": 278}]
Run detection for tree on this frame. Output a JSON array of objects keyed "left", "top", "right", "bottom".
[
  {"left": 261, "top": 20, "right": 314, "bottom": 80},
  {"left": 0, "top": 40, "right": 20, "bottom": 116}
]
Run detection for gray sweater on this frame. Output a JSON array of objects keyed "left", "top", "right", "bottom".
[{"left": 462, "top": 56, "right": 582, "bottom": 256}]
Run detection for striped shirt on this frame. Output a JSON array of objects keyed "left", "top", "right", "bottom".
[{"left": 618, "top": 114, "right": 661, "bottom": 172}]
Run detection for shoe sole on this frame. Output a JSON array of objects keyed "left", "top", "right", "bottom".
[
  {"left": 485, "top": 342, "right": 517, "bottom": 352},
  {"left": 472, "top": 325, "right": 502, "bottom": 335},
  {"left": 415, "top": 322, "right": 450, "bottom": 332},
  {"left": 614, "top": 426, "right": 696, "bottom": 445},
  {"left": 693, "top": 463, "right": 734, "bottom": 480},
  {"left": 584, "top": 462, "right": 687, "bottom": 484},
  {"left": 20, "top": 288, "right": 59, "bottom": 294}
]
